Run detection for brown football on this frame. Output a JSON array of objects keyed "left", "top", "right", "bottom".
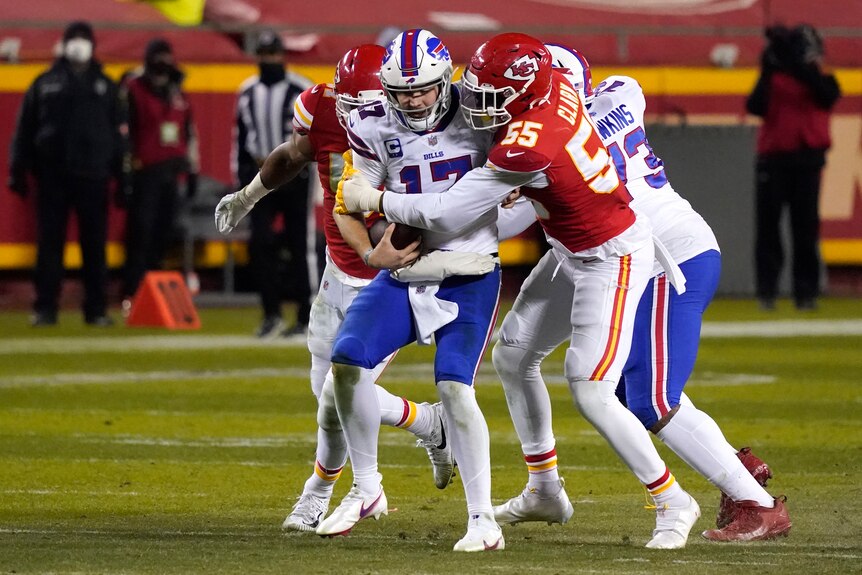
[{"left": 368, "top": 219, "right": 421, "bottom": 250}]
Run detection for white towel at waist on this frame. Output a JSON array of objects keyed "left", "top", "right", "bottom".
[{"left": 407, "top": 282, "right": 459, "bottom": 345}]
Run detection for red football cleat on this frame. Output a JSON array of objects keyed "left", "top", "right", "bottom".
[
  {"left": 716, "top": 447, "right": 773, "bottom": 528},
  {"left": 702, "top": 496, "right": 791, "bottom": 542}
]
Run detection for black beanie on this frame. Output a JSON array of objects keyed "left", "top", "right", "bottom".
[
  {"left": 63, "top": 21, "right": 94, "bottom": 44},
  {"left": 145, "top": 38, "right": 173, "bottom": 65}
]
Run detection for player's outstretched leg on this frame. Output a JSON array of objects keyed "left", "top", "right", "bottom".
[
  {"left": 570, "top": 378, "right": 701, "bottom": 549},
  {"left": 316, "top": 363, "right": 386, "bottom": 537},
  {"left": 438, "top": 380, "right": 504, "bottom": 552},
  {"left": 652, "top": 406, "right": 789, "bottom": 541},
  {"left": 283, "top": 358, "right": 343, "bottom": 532},
  {"left": 491, "top": 341, "right": 573, "bottom": 525}
]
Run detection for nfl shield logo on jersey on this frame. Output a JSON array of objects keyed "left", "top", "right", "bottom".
[{"left": 427, "top": 135, "right": 438, "bottom": 147}]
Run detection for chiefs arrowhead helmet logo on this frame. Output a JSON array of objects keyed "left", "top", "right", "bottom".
[{"left": 504, "top": 55, "right": 540, "bottom": 81}]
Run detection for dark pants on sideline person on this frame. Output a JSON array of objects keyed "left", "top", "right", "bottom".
[
  {"left": 34, "top": 173, "right": 109, "bottom": 320},
  {"left": 249, "top": 178, "right": 312, "bottom": 325},
  {"left": 754, "top": 151, "right": 824, "bottom": 304},
  {"left": 123, "top": 166, "right": 181, "bottom": 298}
]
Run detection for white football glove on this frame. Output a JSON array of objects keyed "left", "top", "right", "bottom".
[
  {"left": 214, "top": 173, "right": 271, "bottom": 234},
  {"left": 342, "top": 171, "right": 384, "bottom": 214}
]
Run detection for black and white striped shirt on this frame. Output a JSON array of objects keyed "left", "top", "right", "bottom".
[{"left": 232, "top": 70, "right": 313, "bottom": 187}]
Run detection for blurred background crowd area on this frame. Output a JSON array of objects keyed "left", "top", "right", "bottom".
[{"left": 1, "top": 0, "right": 860, "bottom": 304}]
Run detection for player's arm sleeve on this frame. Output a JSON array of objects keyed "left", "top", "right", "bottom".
[
  {"left": 497, "top": 198, "right": 538, "bottom": 241},
  {"left": 352, "top": 149, "right": 386, "bottom": 188},
  {"left": 292, "top": 85, "right": 317, "bottom": 135},
  {"left": 382, "top": 165, "right": 535, "bottom": 234}
]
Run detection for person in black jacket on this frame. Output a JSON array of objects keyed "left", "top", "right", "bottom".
[
  {"left": 746, "top": 24, "right": 841, "bottom": 311},
  {"left": 234, "top": 31, "right": 315, "bottom": 338},
  {"left": 8, "top": 21, "right": 128, "bottom": 326}
]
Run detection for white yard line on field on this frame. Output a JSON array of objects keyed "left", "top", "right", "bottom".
[{"left": 2, "top": 318, "right": 861, "bottom": 356}]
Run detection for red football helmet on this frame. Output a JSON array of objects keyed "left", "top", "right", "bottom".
[
  {"left": 334, "top": 44, "right": 386, "bottom": 128},
  {"left": 461, "top": 33, "right": 553, "bottom": 130}
]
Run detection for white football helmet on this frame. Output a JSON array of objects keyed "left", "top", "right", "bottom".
[
  {"left": 380, "top": 29, "right": 453, "bottom": 132},
  {"left": 545, "top": 43, "right": 594, "bottom": 105}
]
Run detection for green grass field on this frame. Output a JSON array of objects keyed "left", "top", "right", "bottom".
[{"left": 1, "top": 297, "right": 860, "bottom": 574}]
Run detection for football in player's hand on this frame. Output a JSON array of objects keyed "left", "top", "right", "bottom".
[{"left": 368, "top": 219, "right": 421, "bottom": 250}]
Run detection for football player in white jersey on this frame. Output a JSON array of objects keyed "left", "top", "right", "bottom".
[
  {"left": 341, "top": 33, "right": 706, "bottom": 550},
  {"left": 317, "top": 29, "right": 505, "bottom": 552},
  {"left": 541, "top": 43, "right": 791, "bottom": 542},
  {"left": 214, "top": 45, "right": 455, "bottom": 534}
]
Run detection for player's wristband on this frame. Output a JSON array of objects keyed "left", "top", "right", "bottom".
[
  {"left": 362, "top": 247, "right": 374, "bottom": 267},
  {"left": 242, "top": 172, "right": 272, "bottom": 205},
  {"left": 378, "top": 192, "right": 385, "bottom": 215}
]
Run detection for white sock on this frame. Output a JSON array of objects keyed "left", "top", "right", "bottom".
[
  {"left": 375, "top": 385, "right": 408, "bottom": 427},
  {"left": 332, "top": 363, "right": 382, "bottom": 495},
  {"left": 493, "top": 342, "right": 558, "bottom": 490},
  {"left": 375, "top": 388, "right": 435, "bottom": 440},
  {"left": 658, "top": 405, "right": 773, "bottom": 507},
  {"left": 301, "top": 358, "right": 347, "bottom": 497},
  {"left": 438, "top": 380, "right": 492, "bottom": 518},
  {"left": 303, "top": 428, "right": 346, "bottom": 498},
  {"left": 303, "top": 374, "right": 347, "bottom": 497},
  {"left": 646, "top": 467, "right": 689, "bottom": 508}
]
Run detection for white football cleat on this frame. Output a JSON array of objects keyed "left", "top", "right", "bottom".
[
  {"left": 282, "top": 492, "right": 329, "bottom": 532},
  {"left": 493, "top": 479, "right": 574, "bottom": 525},
  {"left": 453, "top": 513, "right": 505, "bottom": 552},
  {"left": 416, "top": 402, "right": 456, "bottom": 489},
  {"left": 315, "top": 485, "right": 387, "bottom": 537},
  {"left": 645, "top": 493, "right": 701, "bottom": 549}
]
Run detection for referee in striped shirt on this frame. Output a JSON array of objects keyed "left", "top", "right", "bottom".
[{"left": 233, "top": 31, "right": 315, "bottom": 338}]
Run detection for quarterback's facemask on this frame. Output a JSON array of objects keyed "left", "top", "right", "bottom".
[{"left": 380, "top": 29, "right": 453, "bottom": 132}]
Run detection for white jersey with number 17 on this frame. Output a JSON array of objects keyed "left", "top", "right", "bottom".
[
  {"left": 588, "top": 75, "right": 719, "bottom": 269},
  {"left": 344, "top": 88, "right": 497, "bottom": 254}
]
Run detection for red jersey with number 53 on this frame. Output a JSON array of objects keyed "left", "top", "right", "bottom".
[
  {"left": 293, "top": 83, "right": 378, "bottom": 280},
  {"left": 486, "top": 72, "right": 635, "bottom": 254}
]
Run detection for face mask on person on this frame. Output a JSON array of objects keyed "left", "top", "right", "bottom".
[
  {"left": 64, "top": 38, "right": 93, "bottom": 64},
  {"left": 146, "top": 60, "right": 181, "bottom": 88},
  {"left": 258, "top": 62, "right": 285, "bottom": 85}
]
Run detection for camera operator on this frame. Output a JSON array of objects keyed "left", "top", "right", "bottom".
[{"left": 747, "top": 24, "right": 841, "bottom": 311}]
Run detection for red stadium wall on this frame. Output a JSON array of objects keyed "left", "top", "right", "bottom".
[{"left": 1, "top": 62, "right": 861, "bottom": 268}]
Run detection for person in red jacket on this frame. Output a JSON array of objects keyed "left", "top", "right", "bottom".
[
  {"left": 121, "top": 38, "right": 199, "bottom": 305},
  {"left": 747, "top": 24, "right": 840, "bottom": 311}
]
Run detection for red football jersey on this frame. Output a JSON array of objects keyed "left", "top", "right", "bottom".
[
  {"left": 487, "top": 72, "right": 635, "bottom": 254},
  {"left": 293, "top": 83, "right": 377, "bottom": 280}
]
